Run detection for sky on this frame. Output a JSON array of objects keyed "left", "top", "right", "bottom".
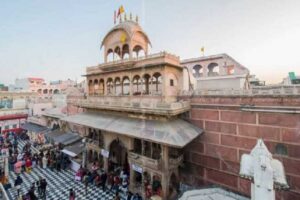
[{"left": 1, "top": 0, "right": 300, "bottom": 85}]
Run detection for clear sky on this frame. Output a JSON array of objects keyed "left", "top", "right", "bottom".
[{"left": 1, "top": 0, "right": 300, "bottom": 85}]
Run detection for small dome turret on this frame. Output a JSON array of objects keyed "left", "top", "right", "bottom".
[{"left": 101, "top": 20, "right": 151, "bottom": 62}]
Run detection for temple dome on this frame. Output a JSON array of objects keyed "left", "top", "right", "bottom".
[{"left": 101, "top": 20, "right": 152, "bottom": 62}]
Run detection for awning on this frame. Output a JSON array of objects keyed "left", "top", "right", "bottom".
[
  {"left": 61, "top": 112, "right": 203, "bottom": 148},
  {"left": 61, "top": 142, "right": 83, "bottom": 157},
  {"left": 45, "top": 130, "right": 81, "bottom": 146},
  {"left": 21, "top": 122, "right": 48, "bottom": 133},
  {"left": 54, "top": 132, "right": 81, "bottom": 146}
]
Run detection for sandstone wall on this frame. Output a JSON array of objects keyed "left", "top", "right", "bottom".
[{"left": 182, "top": 96, "right": 300, "bottom": 200}]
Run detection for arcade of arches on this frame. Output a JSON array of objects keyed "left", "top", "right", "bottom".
[{"left": 88, "top": 72, "right": 165, "bottom": 96}]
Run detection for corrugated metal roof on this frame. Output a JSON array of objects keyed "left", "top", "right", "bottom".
[
  {"left": 21, "top": 122, "right": 48, "bottom": 133},
  {"left": 45, "top": 130, "right": 81, "bottom": 146},
  {"left": 62, "top": 112, "right": 202, "bottom": 148}
]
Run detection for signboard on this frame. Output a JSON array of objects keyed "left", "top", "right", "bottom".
[
  {"left": 132, "top": 163, "right": 143, "bottom": 173},
  {"left": 101, "top": 149, "right": 109, "bottom": 158}
]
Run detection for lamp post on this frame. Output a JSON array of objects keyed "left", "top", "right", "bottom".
[{"left": 82, "top": 138, "right": 87, "bottom": 168}]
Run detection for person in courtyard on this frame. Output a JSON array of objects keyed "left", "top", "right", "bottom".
[
  {"left": 40, "top": 178, "right": 47, "bottom": 198},
  {"left": 25, "top": 158, "right": 32, "bottom": 173},
  {"left": 69, "top": 188, "right": 76, "bottom": 200},
  {"left": 28, "top": 184, "right": 37, "bottom": 200},
  {"left": 42, "top": 155, "right": 47, "bottom": 168},
  {"left": 83, "top": 173, "right": 89, "bottom": 195},
  {"left": 114, "top": 191, "right": 121, "bottom": 200},
  {"left": 14, "top": 175, "right": 23, "bottom": 197},
  {"left": 125, "top": 191, "right": 133, "bottom": 200},
  {"left": 100, "top": 171, "right": 107, "bottom": 191}
]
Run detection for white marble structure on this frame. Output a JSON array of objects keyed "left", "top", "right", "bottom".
[{"left": 240, "top": 139, "right": 289, "bottom": 200}]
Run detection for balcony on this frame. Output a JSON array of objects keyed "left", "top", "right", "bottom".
[
  {"left": 67, "top": 96, "right": 190, "bottom": 116},
  {"left": 86, "top": 51, "right": 181, "bottom": 75},
  {"left": 128, "top": 151, "right": 162, "bottom": 171}
]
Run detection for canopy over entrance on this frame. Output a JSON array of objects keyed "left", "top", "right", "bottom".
[
  {"left": 62, "top": 112, "right": 202, "bottom": 148},
  {"left": 61, "top": 141, "right": 83, "bottom": 157},
  {"left": 21, "top": 122, "right": 48, "bottom": 133},
  {"left": 45, "top": 130, "right": 81, "bottom": 146}
]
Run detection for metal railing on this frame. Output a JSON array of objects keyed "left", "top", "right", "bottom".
[{"left": 179, "top": 85, "right": 300, "bottom": 96}]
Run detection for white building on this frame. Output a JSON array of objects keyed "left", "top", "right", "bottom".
[{"left": 181, "top": 54, "right": 250, "bottom": 91}]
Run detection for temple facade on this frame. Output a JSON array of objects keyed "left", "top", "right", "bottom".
[
  {"left": 63, "top": 18, "right": 202, "bottom": 200},
  {"left": 58, "top": 15, "right": 300, "bottom": 200}
]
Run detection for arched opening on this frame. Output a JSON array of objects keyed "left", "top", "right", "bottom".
[
  {"left": 133, "top": 45, "right": 144, "bottom": 59},
  {"left": 94, "top": 79, "right": 99, "bottom": 95},
  {"left": 37, "top": 89, "right": 42, "bottom": 94},
  {"left": 107, "top": 78, "right": 114, "bottom": 95},
  {"left": 99, "top": 79, "right": 104, "bottom": 95},
  {"left": 207, "top": 63, "right": 220, "bottom": 76},
  {"left": 168, "top": 173, "right": 179, "bottom": 199},
  {"left": 53, "top": 89, "right": 59, "bottom": 94},
  {"left": 152, "top": 72, "right": 162, "bottom": 95},
  {"left": 109, "top": 139, "right": 128, "bottom": 172},
  {"left": 142, "top": 74, "right": 151, "bottom": 95},
  {"left": 88, "top": 80, "right": 93, "bottom": 95},
  {"left": 275, "top": 143, "right": 288, "bottom": 156},
  {"left": 43, "top": 89, "right": 48, "bottom": 94},
  {"left": 122, "top": 76, "right": 130, "bottom": 95},
  {"left": 132, "top": 75, "right": 142, "bottom": 95},
  {"left": 49, "top": 89, "right": 53, "bottom": 94},
  {"left": 114, "top": 77, "right": 121, "bottom": 95},
  {"left": 114, "top": 46, "right": 121, "bottom": 60},
  {"left": 122, "top": 44, "right": 130, "bottom": 59},
  {"left": 107, "top": 49, "right": 114, "bottom": 62},
  {"left": 192, "top": 64, "right": 203, "bottom": 78}
]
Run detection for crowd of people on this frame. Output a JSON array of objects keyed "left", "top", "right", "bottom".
[
  {"left": 74, "top": 161, "right": 143, "bottom": 200},
  {"left": 0, "top": 131, "right": 154, "bottom": 200}
]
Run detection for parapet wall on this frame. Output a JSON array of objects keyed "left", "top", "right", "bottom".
[{"left": 181, "top": 95, "right": 300, "bottom": 200}]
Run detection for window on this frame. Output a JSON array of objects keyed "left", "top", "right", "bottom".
[
  {"left": 134, "top": 139, "right": 142, "bottom": 154},
  {"left": 12, "top": 124, "right": 17, "bottom": 129},
  {"left": 4, "top": 125, "right": 9, "bottom": 130},
  {"left": 275, "top": 143, "right": 288, "bottom": 156},
  {"left": 170, "top": 79, "right": 174, "bottom": 86}
]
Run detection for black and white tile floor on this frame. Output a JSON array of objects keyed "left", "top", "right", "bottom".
[
  {"left": 7, "top": 167, "right": 117, "bottom": 200},
  {"left": 6, "top": 140, "right": 120, "bottom": 200}
]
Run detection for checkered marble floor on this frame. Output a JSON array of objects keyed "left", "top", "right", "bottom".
[
  {"left": 6, "top": 140, "right": 121, "bottom": 200},
  {"left": 7, "top": 167, "right": 119, "bottom": 200}
]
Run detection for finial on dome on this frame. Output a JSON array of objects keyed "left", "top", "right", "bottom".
[{"left": 136, "top": 15, "right": 139, "bottom": 23}]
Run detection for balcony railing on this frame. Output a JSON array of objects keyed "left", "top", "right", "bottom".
[
  {"left": 68, "top": 96, "right": 190, "bottom": 116},
  {"left": 179, "top": 85, "right": 300, "bottom": 96},
  {"left": 86, "top": 51, "right": 181, "bottom": 75},
  {"left": 128, "top": 151, "right": 162, "bottom": 171}
]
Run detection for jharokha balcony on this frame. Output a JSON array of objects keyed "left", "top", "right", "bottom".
[{"left": 68, "top": 96, "right": 190, "bottom": 116}]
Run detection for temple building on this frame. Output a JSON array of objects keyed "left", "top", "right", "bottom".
[{"left": 62, "top": 17, "right": 202, "bottom": 199}]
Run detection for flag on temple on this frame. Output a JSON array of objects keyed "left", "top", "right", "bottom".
[
  {"left": 117, "top": 5, "right": 125, "bottom": 18},
  {"left": 114, "top": 10, "right": 116, "bottom": 24},
  {"left": 201, "top": 47, "right": 205, "bottom": 53}
]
